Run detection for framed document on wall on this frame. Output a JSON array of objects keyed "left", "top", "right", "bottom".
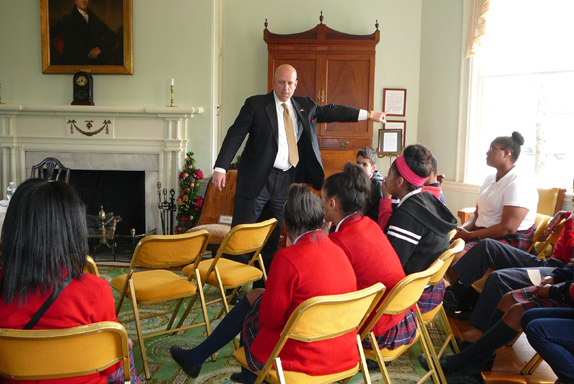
[
  {"left": 383, "top": 88, "right": 407, "bottom": 116},
  {"left": 384, "top": 121, "right": 406, "bottom": 147},
  {"left": 377, "top": 129, "right": 403, "bottom": 156}
]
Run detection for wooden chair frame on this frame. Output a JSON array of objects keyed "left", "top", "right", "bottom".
[
  {"left": 111, "top": 230, "right": 211, "bottom": 379},
  {"left": 360, "top": 259, "right": 445, "bottom": 384},
  {"left": 0, "top": 321, "right": 130, "bottom": 383},
  {"left": 30, "top": 157, "right": 71, "bottom": 183},
  {"left": 235, "top": 283, "right": 386, "bottom": 384}
]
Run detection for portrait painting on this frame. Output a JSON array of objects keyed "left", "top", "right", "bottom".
[{"left": 41, "top": 0, "right": 133, "bottom": 74}]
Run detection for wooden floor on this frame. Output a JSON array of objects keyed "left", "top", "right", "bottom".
[{"left": 451, "top": 316, "right": 558, "bottom": 384}]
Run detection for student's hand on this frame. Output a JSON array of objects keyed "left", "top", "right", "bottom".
[
  {"left": 453, "top": 227, "right": 473, "bottom": 241},
  {"left": 545, "top": 211, "right": 569, "bottom": 234},
  {"left": 539, "top": 276, "right": 555, "bottom": 286},
  {"left": 533, "top": 284, "right": 551, "bottom": 299},
  {"left": 381, "top": 177, "right": 392, "bottom": 198}
]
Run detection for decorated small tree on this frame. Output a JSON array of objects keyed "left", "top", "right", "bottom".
[{"left": 174, "top": 151, "right": 204, "bottom": 234}]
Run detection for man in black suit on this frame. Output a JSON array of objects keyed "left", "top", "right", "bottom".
[
  {"left": 213, "top": 64, "right": 388, "bottom": 280},
  {"left": 50, "top": 0, "right": 118, "bottom": 65}
]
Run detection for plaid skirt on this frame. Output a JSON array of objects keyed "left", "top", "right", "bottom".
[
  {"left": 107, "top": 345, "right": 141, "bottom": 384},
  {"left": 241, "top": 295, "right": 266, "bottom": 372},
  {"left": 362, "top": 309, "right": 418, "bottom": 350},
  {"left": 511, "top": 285, "right": 574, "bottom": 311},
  {"left": 418, "top": 279, "right": 446, "bottom": 314},
  {"left": 464, "top": 227, "right": 535, "bottom": 252}
]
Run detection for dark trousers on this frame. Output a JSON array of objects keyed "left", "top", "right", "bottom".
[
  {"left": 451, "top": 238, "right": 565, "bottom": 331},
  {"left": 522, "top": 308, "right": 574, "bottom": 384},
  {"left": 231, "top": 168, "right": 292, "bottom": 286}
]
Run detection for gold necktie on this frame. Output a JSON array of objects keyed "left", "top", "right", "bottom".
[{"left": 282, "top": 103, "right": 299, "bottom": 167}]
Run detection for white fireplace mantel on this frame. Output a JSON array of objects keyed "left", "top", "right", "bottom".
[{"left": 0, "top": 103, "right": 204, "bottom": 232}]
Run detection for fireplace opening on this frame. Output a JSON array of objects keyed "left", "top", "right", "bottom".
[{"left": 70, "top": 170, "right": 146, "bottom": 236}]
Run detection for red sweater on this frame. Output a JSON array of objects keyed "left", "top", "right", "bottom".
[
  {"left": 330, "top": 214, "right": 407, "bottom": 336},
  {"left": 0, "top": 271, "right": 119, "bottom": 384},
  {"left": 551, "top": 213, "right": 574, "bottom": 263},
  {"left": 251, "top": 232, "right": 358, "bottom": 375}
]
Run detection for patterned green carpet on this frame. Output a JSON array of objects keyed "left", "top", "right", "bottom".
[{"left": 99, "top": 266, "right": 449, "bottom": 383}]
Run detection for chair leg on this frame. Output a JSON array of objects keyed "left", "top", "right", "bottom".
[
  {"left": 438, "top": 306, "right": 460, "bottom": 356},
  {"left": 418, "top": 309, "right": 447, "bottom": 384},
  {"left": 521, "top": 353, "right": 542, "bottom": 375},
  {"left": 256, "top": 254, "right": 268, "bottom": 283},
  {"left": 368, "top": 332, "right": 392, "bottom": 384},
  {"left": 215, "top": 268, "right": 230, "bottom": 315},
  {"left": 174, "top": 294, "right": 199, "bottom": 329},
  {"left": 195, "top": 270, "right": 216, "bottom": 362},
  {"left": 357, "top": 335, "right": 373, "bottom": 384},
  {"left": 166, "top": 297, "right": 186, "bottom": 330},
  {"left": 129, "top": 279, "right": 150, "bottom": 380}
]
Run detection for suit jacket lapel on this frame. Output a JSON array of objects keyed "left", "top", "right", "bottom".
[
  {"left": 291, "top": 98, "right": 310, "bottom": 141},
  {"left": 265, "top": 92, "right": 279, "bottom": 143}
]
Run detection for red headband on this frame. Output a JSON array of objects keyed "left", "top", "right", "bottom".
[{"left": 396, "top": 155, "right": 427, "bottom": 187}]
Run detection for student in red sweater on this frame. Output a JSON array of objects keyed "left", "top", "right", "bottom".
[
  {"left": 0, "top": 178, "right": 138, "bottom": 384},
  {"left": 322, "top": 163, "right": 416, "bottom": 350},
  {"left": 171, "top": 184, "right": 358, "bottom": 383}
]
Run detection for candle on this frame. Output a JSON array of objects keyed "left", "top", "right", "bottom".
[{"left": 171, "top": 78, "right": 174, "bottom": 86}]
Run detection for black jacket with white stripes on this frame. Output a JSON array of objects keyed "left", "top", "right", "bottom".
[{"left": 385, "top": 191, "right": 458, "bottom": 275}]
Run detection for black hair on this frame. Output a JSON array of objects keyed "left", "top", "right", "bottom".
[
  {"left": 390, "top": 144, "right": 433, "bottom": 192},
  {"left": 493, "top": 131, "right": 524, "bottom": 162},
  {"left": 0, "top": 178, "right": 89, "bottom": 305},
  {"left": 323, "top": 163, "right": 371, "bottom": 216},
  {"left": 357, "top": 147, "right": 377, "bottom": 165},
  {"left": 283, "top": 184, "right": 325, "bottom": 241}
]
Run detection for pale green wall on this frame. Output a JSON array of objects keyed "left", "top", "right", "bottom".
[
  {"left": 0, "top": 0, "right": 215, "bottom": 171},
  {"left": 222, "top": 0, "right": 423, "bottom": 174}
]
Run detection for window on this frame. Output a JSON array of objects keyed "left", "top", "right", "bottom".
[{"left": 466, "top": 0, "right": 574, "bottom": 189}]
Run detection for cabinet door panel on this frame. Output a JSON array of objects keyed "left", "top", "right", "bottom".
[
  {"left": 320, "top": 56, "right": 373, "bottom": 139},
  {"left": 320, "top": 149, "right": 361, "bottom": 179}
]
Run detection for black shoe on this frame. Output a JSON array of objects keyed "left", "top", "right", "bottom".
[
  {"left": 443, "top": 289, "right": 459, "bottom": 317},
  {"left": 170, "top": 346, "right": 202, "bottom": 378},
  {"left": 230, "top": 371, "right": 243, "bottom": 383},
  {"left": 455, "top": 337, "right": 473, "bottom": 352},
  {"left": 457, "top": 308, "right": 474, "bottom": 320},
  {"left": 366, "top": 358, "right": 391, "bottom": 370},
  {"left": 418, "top": 354, "right": 448, "bottom": 372},
  {"left": 443, "top": 371, "right": 485, "bottom": 384},
  {"left": 230, "top": 291, "right": 241, "bottom": 305},
  {"left": 482, "top": 352, "right": 496, "bottom": 371}
]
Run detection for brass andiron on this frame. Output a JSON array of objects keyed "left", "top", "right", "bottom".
[
  {"left": 157, "top": 182, "right": 177, "bottom": 234},
  {"left": 99, "top": 205, "right": 107, "bottom": 245}
]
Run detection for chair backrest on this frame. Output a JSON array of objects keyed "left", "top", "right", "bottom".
[
  {"left": 526, "top": 213, "right": 552, "bottom": 254},
  {"left": 537, "top": 187, "right": 566, "bottom": 216},
  {"left": 130, "top": 230, "right": 210, "bottom": 270},
  {"left": 428, "top": 238, "right": 465, "bottom": 285},
  {"left": 265, "top": 283, "right": 385, "bottom": 364},
  {"left": 361, "top": 259, "right": 444, "bottom": 339},
  {"left": 85, "top": 255, "right": 99, "bottom": 277},
  {"left": 195, "top": 170, "right": 238, "bottom": 227},
  {"left": 0, "top": 321, "right": 130, "bottom": 382},
  {"left": 30, "top": 157, "right": 71, "bottom": 183}
]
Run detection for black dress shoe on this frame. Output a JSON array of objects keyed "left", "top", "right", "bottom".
[
  {"left": 366, "top": 358, "right": 391, "bottom": 370},
  {"left": 443, "top": 371, "right": 485, "bottom": 384},
  {"left": 418, "top": 353, "right": 448, "bottom": 372},
  {"left": 170, "top": 346, "right": 202, "bottom": 378},
  {"left": 230, "top": 371, "right": 243, "bottom": 383},
  {"left": 443, "top": 289, "right": 459, "bottom": 317}
]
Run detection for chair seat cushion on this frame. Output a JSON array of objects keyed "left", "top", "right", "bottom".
[
  {"left": 235, "top": 347, "right": 359, "bottom": 384},
  {"left": 111, "top": 270, "right": 196, "bottom": 303},
  {"left": 188, "top": 224, "right": 231, "bottom": 244},
  {"left": 183, "top": 258, "right": 263, "bottom": 287}
]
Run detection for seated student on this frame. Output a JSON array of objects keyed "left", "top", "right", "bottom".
[
  {"left": 0, "top": 178, "right": 139, "bottom": 384},
  {"left": 171, "top": 184, "right": 358, "bottom": 384},
  {"left": 323, "top": 163, "right": 416, "bottom": 351},
  {"left": 444, "top": 209, "right": 573, "bottom": 321},
  {"left": 356, "top": 147, "right": 384, "bottom": 223},
  {"left": 378, "top": 144, "right": 458, "bottom": 313},
  {"left": 420, "top": 263, "right": 574, "bottom": 384},
  {"left": 523, "top": 305, "right": 574, "bottom": 384},
  {"left": 422, "top": 155, "right": 446, "bottom": 203}
]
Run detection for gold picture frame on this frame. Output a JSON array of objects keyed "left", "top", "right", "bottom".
[
  {"left": 377, "top": 128, "right": 403, "bottom": 157},
  {"left": 40, "top": 0, "right": 133, "bottom": 75}
]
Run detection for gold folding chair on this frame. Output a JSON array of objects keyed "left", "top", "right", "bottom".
[
  {"left": 85, "top": 255, "right": 99, "bottom": 277},
  {"left": 0, "top": 321, "right": 130, "bottom": 383},
  {"left": 360, "top": 259, "right": 445, "bottom": 384},
  {"left": 419, "top": 239, "right": 465, "bottom": 384},
  {"left": 111, "top": 230, "right": 211, "bottom": 379},
  {"left": 181, "top": 218, "right": 277, "bottom": 320},
  {"left": 235, "top": 283, "right": 386, "bottom": 384}
]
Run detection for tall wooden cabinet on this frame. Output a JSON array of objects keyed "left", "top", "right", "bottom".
[{"left": 264, "top": 16, "right": 379, "bottom": 177}]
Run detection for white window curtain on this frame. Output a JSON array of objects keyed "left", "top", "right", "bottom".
[{"left": 467, "top": 0, "right": 490, "bottom": 57}]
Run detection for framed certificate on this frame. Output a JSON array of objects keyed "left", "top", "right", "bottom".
[
  {"left": 377, "top": 129, "right": 403, "bottom": 156},
  {"left": 383, "top": 88, "right": 407, "bottom": 117},
  {"left": 384, "top": 121, "right": 406, "bottom": 147}
]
